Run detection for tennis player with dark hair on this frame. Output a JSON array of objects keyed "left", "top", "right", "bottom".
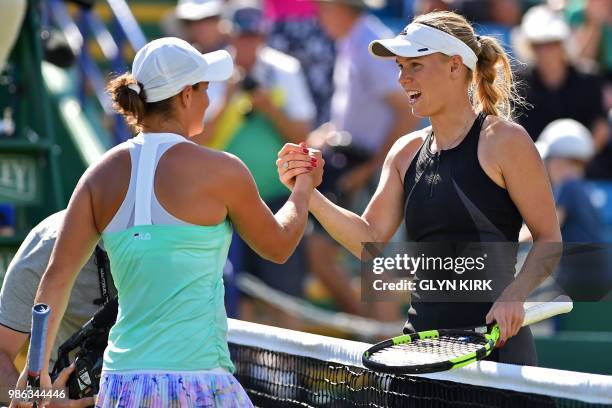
[
  {"left": 11, "top": 37, "right": 322, "bottom": 407},
  {"left": 278, "top": 11, "right": 561, "bottom": 365}
]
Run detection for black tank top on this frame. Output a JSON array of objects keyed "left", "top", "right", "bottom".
[
  {"left": 402, "top": 113, "right": 520, "bottom": 325},
  {"left": 404, "top": 112, "right": 522, "bottom": 242},
  {"left": 401, "top": 113, "right": 535, "bottom": 365}
]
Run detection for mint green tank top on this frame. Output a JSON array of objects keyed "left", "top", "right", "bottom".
[{"left": 101, "top": 133, "right": 234, "bottom": 372}]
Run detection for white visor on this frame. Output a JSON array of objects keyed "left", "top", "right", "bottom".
[
  {"left": 369, "top": 23, "right": 478, "bottom": 71},
  {"left": 132, "top": 37, "right": 234, "bottom": 103}
]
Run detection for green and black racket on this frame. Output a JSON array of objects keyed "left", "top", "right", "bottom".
[{"left": 362, "top": 295, "right": 573, "bottom": 375}]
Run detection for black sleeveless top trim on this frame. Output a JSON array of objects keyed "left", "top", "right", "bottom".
[{"left": 403, "top": 112, "right": 522, "bottom": 243}]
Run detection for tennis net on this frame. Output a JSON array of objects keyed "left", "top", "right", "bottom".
[{"left": 227, "top": 319, "right": 612, "bottom": 408}]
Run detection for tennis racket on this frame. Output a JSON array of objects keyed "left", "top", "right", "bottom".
[
  {"left": 362, "top": 295, "right": 572, "bottom": 375},
  {"left": 27, "top": 303, "right": 51, "bottom": 407}
]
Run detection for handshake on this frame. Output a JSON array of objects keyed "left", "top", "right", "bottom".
[{"left": 276, "top": 142, "right": 325, "bottom": 191}]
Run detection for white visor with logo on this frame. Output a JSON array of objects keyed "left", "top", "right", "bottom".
[{"left": 369, "top": 23, "right": 478, "bottom": 71}]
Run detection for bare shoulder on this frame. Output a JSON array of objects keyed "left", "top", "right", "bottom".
[
  {"left": 391, "top": 127, "right": 428, "bottom": 159},
  {"left": 481, "top": 116, "right": 536, "bottom": 151},
  {"left": 480, "top": 116, "right": 539, "bottom": 164},
  {"left": 172, "top": 143, "right": 253, "bottom": 183},
  {"left": 389, "top": 127, "right": 429, "bottom": 179},
  {"left": 83, "top": 142, "right": 132, "bottom": 185}
]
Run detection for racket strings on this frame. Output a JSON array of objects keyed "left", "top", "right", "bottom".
[{"left": 369, "top": 335, "right": 487, "bottom": 366}]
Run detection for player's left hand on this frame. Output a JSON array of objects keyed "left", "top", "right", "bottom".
[{"left": 485, "top": 300, "right": 525, "bottom": 347}]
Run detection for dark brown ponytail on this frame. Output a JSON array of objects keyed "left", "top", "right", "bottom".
[{"left": 106, "top": 73, "right": 146, "bottom": 132}]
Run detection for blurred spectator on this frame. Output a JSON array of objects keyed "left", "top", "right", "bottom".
[
  {"left": 0, "top": 0, "right": 26, "bottom": 72},
  {"left": 0, "top": 205, "right": 15, "bottom": 237},
  {"left": 567, "top": 0, "right": 612, "bottom": 81},
  {"left": 264, "top": 0, "right": 336, "bottom": 125},
  {"left": 533, "top": 119, "right": 611, "bottom": 300},
  {"left": 171, "top": 0, "right": 227, "bottom": 53},
  {"left": 311, "top": 0, "right": 418, "bottom": 203},
  {"left": 455, "top": 0, "right": 522, "bottom": 53},
  {"left": 204, "top": 2, "right": 315, "bottom": 328},
  {"left": 535, "top": 119, "right": 604, "bottom": 242},
  {"left": 306, "top": 0, "right": 418, "bottom": 319},
  {"left": 412, "top": 0, "right": 453, "bottom": 16},
  {"left": 514, "top": 5, "right": 612, "bottom": 178},
  {"left": 168, "top": 0, "right": 230, "bottom": 127}
]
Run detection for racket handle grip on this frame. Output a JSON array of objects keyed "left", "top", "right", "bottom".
[
  {"left": 27, "top": 303, "right": 51, "bottom": 380},
  {"left": 523, "top": 295, "right": 573, "bottom": 327}
]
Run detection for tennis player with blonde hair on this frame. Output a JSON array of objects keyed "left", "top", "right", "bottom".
[{"left": 278, "top": 11, "right": 561, "bottom": 365}]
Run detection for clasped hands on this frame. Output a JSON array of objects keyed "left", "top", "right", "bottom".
[{"left": 277, "top": 142, "right": 324, "bottom": 190}]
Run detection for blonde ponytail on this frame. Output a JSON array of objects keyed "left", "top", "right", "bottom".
[{"left": 473, "top": 35, "right": 514, "bottom": 119}]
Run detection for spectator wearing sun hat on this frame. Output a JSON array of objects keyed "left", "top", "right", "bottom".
[
  {"left": 174, "top": 0, "right": 228, "bottom": 54},
  {"left": 514, "top": 5, "right": 611, "bottom": 178},
  {"left": 533, "top": 118, "right": 611, "bottom": 301},
  {"left": 535, "top": 119, "right": 604, "bottom": 243}
]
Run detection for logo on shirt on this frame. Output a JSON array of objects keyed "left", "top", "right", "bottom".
[{"left": 133, "top": 233, "right": 151, "bottom": 241}]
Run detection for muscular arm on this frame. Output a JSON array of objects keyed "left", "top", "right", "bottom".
[
  {"left": 34, "top": 177, "right": 100, "bottom": 375},
  {"left": 499, "top": 124, "right": 562, "bottom": 301},
  {"left": 477, "top": 121, "right": 561, "bottom": 342},
  {"left": 224, "top": 154, "right": 318, "bottom": 263},
  {"left": 303, "top": 135, "right": 420, "bottom": 258}
]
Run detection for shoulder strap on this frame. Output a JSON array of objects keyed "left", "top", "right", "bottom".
[
  {"left": 472, "top": 112, "right": 487, "bottom": 138},
  {"left": 464, "top": 111, "right": 488, "bottom": 151},
  {"left": 404, "top": 130, "right": 435, "bottom": 209},
  {"left": 133, "top": 133, "right": 191, "bottom": 226}
]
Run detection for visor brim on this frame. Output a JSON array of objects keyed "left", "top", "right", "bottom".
[
  {"left": 201, "top": 50, "right": 234, "bottom": 82},
  {"left": 369, "top": 38, "right": 437, "bottom": 59}
]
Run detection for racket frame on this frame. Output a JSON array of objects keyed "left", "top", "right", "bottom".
[
  {"left": 362, "top": 295, "right": 572, "bottom": 375},
  {"left": 363, "top": 326, "right": 500, "bottom": 375}
]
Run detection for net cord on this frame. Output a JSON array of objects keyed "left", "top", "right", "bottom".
[{"left": 228, "top": 319, "right": 612, "bottom": 405}]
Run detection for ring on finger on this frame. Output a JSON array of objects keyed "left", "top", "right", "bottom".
[{"left": 282, "top": 161, "right": 289, "bottom": 170}]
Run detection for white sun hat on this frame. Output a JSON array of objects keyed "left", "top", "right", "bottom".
[
  {"left": 176, "top": 0, "right": 224, "bottom": 21},
  {"left": 536, "top": 119, "right": 594, "bottom": 161},
  {"left": 131, "top": 37, "right": 233, "bottom": 103},
  {"left": 521, "top": 5, "right": 570, "bottom": 44}
]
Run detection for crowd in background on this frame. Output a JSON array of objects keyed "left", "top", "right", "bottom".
[
  {"left": 1, "top": 3, "right": 611, "bottom": 403},
  {"left": 1, "top": 0, "right": 611, "bottom": 324},
  {"left": 156, "top": 0, "right": 612, "bottom": 324}
]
